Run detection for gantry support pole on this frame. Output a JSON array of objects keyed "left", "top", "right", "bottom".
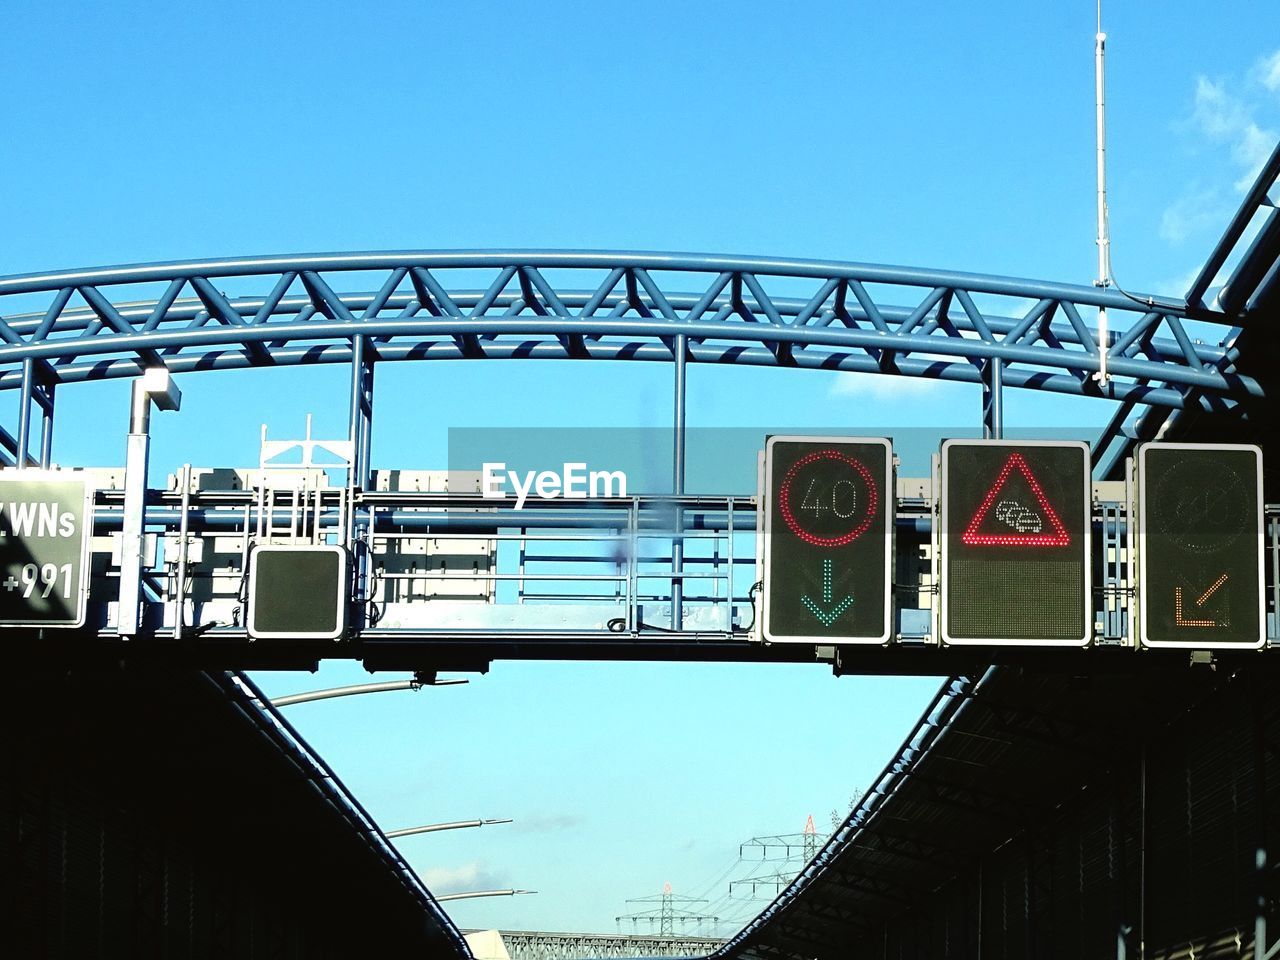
[
  {"left": 347, "top": 337, "right": 376, "bottom": 632},
  {"left": 672, "top": 334, "right": 687, "bottom": 631},
  {"left": 982, "top": 359, "right": 1004, "bottom": 440},
  {"left": 118, "top": 369, "right": 181, "bottom": 637},
  {"left": 348, "top": 335, "right": 375, "bottom": 491},
  {"left": 16, "top": 358, "right": 56, "bottom": 469}
]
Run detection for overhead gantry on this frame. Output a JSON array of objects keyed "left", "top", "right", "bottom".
[{"left": 0, "top": 249, "right": 1258, "bottom": 482}]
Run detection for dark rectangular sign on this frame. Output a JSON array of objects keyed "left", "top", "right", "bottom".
[
  {"left": 0, "top": 471, "right": 92, "bottom": 628},
  {"left": 762, "top": 436, "right": 893, "bottom": 644},
  {"left": 248, "top": 545, "right": 349, "bottom": 640},
  {"left": 1138, "top": 443, "right": 1265, "bottom": 649},
  {"left": 940, "top": 440, "right": 1091, "bottom": 646}
]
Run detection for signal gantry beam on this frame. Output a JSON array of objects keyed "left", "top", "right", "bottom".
[{"left": 0, "top": 251, "right": 1258, "bottom": 468}]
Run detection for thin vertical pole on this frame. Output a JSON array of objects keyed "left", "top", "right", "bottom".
[
  {"left": 673, "top": 335, "right": 687, "bottom": 494},
  {"left": 119, "top": 381, "right": 152, "bottom": 636},
  {"left": 976, "top": 859, "right": 983, "bottom": 959},
  {"left": 16, "top": 357, "right": 35, "bottom": 468},
  {"left": 347, "top": 336, "right": 374, "bottom": 629},
  {"left": 982, "top": 360, "right": 1003, "bottom": 439},
  {"left": 174, "top": 464, "right": 191, "bottom": 639},
  {"left": 1093, "top": 0, "right": 1112, "bottom": 384},
  {"left": 672, "top": 335, "right": 687, "bottom": 630},
  {"left": 1139, "top": 743, "right": 1147, "bottom": 960},
  {"left": 348, "top": 335, "right": 374, "bottom": 490},
  {"left": 1255, "top": 676, "right": 1269, "bottom": 960},
  {"left": 38, "top": 380, "right": 55, "bottom": 468}
]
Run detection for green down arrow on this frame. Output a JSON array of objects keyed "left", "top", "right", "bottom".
[{"left": 801, "top": 558, "right": 854, "bottom": 627}]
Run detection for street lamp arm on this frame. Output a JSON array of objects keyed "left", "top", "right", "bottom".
[
  {"left": 436, "top": 889, "right": 536, "bottom": 903},
  {"left": 387, "top": 818, "right": 514, "bottom": 839},
  {"left": 268, "top": 677, "right": 466, "bottom": 708}
]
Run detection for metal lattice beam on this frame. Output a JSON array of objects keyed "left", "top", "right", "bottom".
[
  {"left": 491, "top": 929, "right": 727, "bottom": 960},
  {"left": 0, "top": 252, "right": 1257, "bottom": 412}
]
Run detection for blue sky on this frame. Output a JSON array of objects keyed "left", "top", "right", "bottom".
[{"left": 4, "top": 0, "right": 1278, "bottom": 936}]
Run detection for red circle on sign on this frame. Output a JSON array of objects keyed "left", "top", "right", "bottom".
[{"left": 778, "top": 450, "right": 878, "bottom": 547}]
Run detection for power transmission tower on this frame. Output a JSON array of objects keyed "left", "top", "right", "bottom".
[
  {"left": 730, "top": 815, "right": 823, "bottom": 900},
  {"left": 738, "top": 814, "right": 820, "bottom": 864},
  {"left": 616, "top": 882, "right": 719, "bottom": 936}
]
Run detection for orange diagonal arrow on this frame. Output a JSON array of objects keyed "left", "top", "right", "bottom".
[{"left": 1195, "top": 573, "right": 1228, "bottom": 607}]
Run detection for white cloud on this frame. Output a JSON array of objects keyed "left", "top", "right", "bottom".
[
  {"left": 1181, "top": 57, "right": 1278, "bottom": 194},
  {"left": 828, "top": 371, "right": 940, "bottom": 401},
  {"left": 1189, "top": 76, "right": 1252, "bottom": 141},
  {"left": 1233, "top": 122, "right": 1275, "bottom": 190},
  {"left": 1255, "top": 49, "right": 1280, "bottom": 94},
  {"left": 511, "top": 813, "right": 584, "bottom": 834},
  {"left": 1161, "top": 50, "right": 1280, "bottom": 251},
  {"left": 1159, "top": 187, "right": 1224, "bottom": 244},
  {"left": 420, "top": 860, "right": 509, "bottom": 895}
]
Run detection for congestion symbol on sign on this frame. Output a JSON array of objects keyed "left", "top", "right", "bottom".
[{"left": 961, "top": 452, "right": 1071, "bottom": 548}]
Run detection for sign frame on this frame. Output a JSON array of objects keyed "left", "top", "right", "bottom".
[
  {"left": 247, "top": 544, "right": 350, "bottom": 641},
  {"left": 1137, "top": 441, "right": 1266, "bottom": 650},
  {"left": 761, "top": 435, "right": 894, "bottom": 645},
  {"left": 939, "top": 438, "right": 1092, "bottom": 647},
  {"left": 0, "top": 469, "right": 93, "bottom": 629}
]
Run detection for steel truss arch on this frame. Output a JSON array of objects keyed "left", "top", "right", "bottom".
[{"left": 0, "top": 250, "right": 1257, "bottom": 413}]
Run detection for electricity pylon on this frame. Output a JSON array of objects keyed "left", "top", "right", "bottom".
[
  {"left": 616, "top": 882, "right": 719, "bottom": 936},
  {"left": 730, "top": 815, "right": 822, "bottom": 899}
]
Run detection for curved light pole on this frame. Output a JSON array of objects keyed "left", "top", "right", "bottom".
[
  {"left": 437, "top": 889, "right": 536, "bottom": 903},
  {"left": 268, "top": 675, "right": 466, "bottom": 708},
  {"left": 387, "top": 819, "right": 513, "bottom": 839},
  {"left": 260, "top": 675, "right": 526, "bottom": 902}
]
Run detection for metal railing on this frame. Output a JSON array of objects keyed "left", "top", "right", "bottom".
[{"left": 71, "top": 483, "right": 1280, "bottom": 649}]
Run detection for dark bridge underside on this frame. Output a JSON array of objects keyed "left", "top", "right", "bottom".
[
  {"left": 715, "top": 664, "right": 1280, "bottom": 960},
  {"left": 0, "top": 659, "right": 468, "bottom": 959}
]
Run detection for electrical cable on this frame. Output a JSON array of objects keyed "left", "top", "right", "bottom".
[
  {"left": 742, "top": 580, "right": 763, "bottom": 632},
  {"left": 1105, "top": 235, "right": 1188, "bottom": 313}
]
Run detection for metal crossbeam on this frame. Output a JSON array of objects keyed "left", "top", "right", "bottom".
[
  {"left": 0, "top": 253, "right": 1255, "bottom": 412},
  {"left": 491, "top": 929, "right": 726, "bottom": 960},
  {"left": 19, "top": 483, "right": 1278, "bottom": 679}
]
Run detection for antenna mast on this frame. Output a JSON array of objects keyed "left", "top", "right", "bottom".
[{"left": 1093, "top": 0, "right": 1111, "bottom": 383}]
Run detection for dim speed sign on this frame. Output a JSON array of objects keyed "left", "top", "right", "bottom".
[
  {"left": 777, "top": 448, "right": 879, "bottom": 547},
  {"left": 762, "top": 437, "right": 893, "bottom": 644}
]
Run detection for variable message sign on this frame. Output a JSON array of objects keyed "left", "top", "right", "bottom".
[
  {"left": 941, "top": 440, "right": 1091, "bottom": 646},
  {"left": 247, "top": 545, "right": 350, "bottom": 640},
  {"left": 1138, "top": 443, "right": 1265, "bottom": 649},
  {"left": 762, "top": 436, "right": 893, "bottom": 644}
]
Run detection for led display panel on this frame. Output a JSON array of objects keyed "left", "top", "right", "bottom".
[
  {"left": 248, "top": 545, "right": 350, "bottom": 640},
  {"left": 941, "top": 440, "right": 1091, "bottom": 645},
  {"left": 762, "top": 436, "right": 893, "bottom": 644},
  {"left": 1138, "top": 443, "right": 1264, "bottom": 649}
]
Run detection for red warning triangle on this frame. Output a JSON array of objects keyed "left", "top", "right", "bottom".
[{"left": 961, "top": 452, "right": 1070, "bottom": 547}]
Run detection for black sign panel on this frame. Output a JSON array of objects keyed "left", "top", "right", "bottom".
[
  {"left": 941, "top": 440, "right": 1091, "bottom": 645},
  {"left": 248, "top": 546, "right": 350, "bottom": 640},
  {"left": 1138, "top": 443, "right": 1264, "bottom": 648},
  {"left": 762, "top": 437, "right": 892, "bottom": 643},
  {"left": 0, "top": 471, "right": 92, "bottom": 628}
]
